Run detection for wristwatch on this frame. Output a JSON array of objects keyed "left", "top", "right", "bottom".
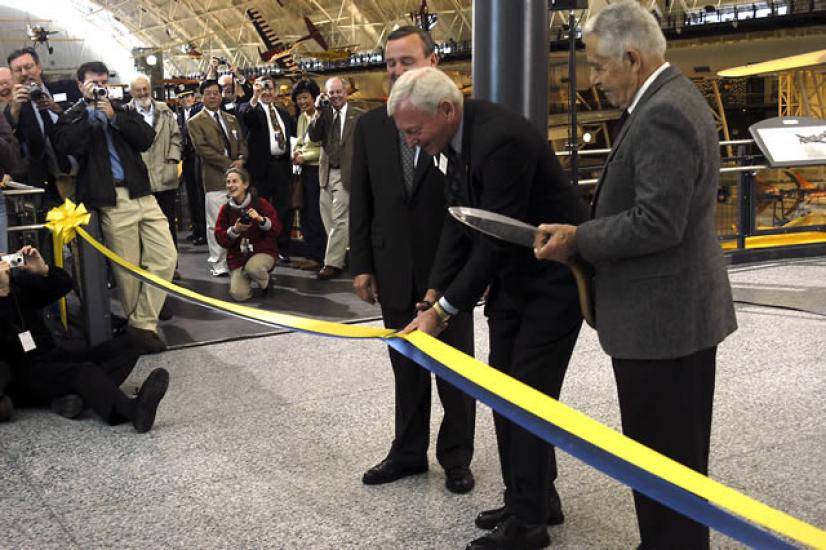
[{"left": 432, "top": 301, "right": 452, "bottom": 323}]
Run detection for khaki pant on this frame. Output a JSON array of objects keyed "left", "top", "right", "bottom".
[
  {"left": 320, "top": 168, "right": 349, "bottom": 269},
  {"left": 230, "top": 253, "right": 275, "bottom": 301},
  {"left": 99, "top": 188, "right": 177, "bottom": 331}
]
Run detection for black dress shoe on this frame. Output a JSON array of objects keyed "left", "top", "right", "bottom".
[
  {"left": 467, "top": 516, "right": 550, "bottom": 549},
  {"left": 50, "top": 394, "right": 85, "bottom": 419},
  {"left": 191, "top": 236, "right": 207, "bottom": 246},
  {"left": 132, "top": 368, "right": 170, "bottom": 433},
  {"left": 446, "top": 467, "right": 475, "bottom": 494},
  {"left": 362, "top": 458, "right": 428, "bottom": 485},
  {"left": 475, "top": 504, "right": 563, "bottom": 530}
]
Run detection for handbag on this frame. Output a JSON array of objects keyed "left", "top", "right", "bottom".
[{"left": 289, "top": 172, "right": 304, "bottom": 210}]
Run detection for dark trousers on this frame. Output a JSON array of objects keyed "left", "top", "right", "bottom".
[
  {"left": 153, "top": 189, "right": 178, "bottom": 250},
  {"left": 381, "top": 303, "right": 476, "bottom": 471},
  {"left": 9, "top": 336, "right": 142, "bottom": 424},
  {"left": 299, "top": 165, "right": 326, "bottom": 263},
  {"left": 182, "top": 155, "right": 205, "bottom": 239},
  {"left": 253, "top": 157, "right": 292, "bottom": 253},
  {"left": 613, "top": 346, "right": 717, "bottom": 550},
  {"left": 487, "top": 304, "right": 581, "bottom": 524}
]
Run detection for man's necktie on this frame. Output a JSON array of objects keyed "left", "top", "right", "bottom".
[
  {"left": 214, "top": 111, "right": 231, "bottom": 157},
  {"left": 444, "top": 147, "right": 469, "bottom": 206},
  {"left": 268, "top": 104, "right": 285, "bottom": 149},
  {"left": 327, "top": 109, "right": 342, "bottom": 168},
  {"left": 399, "top": 131, "right": 415, "bottom": 195}
]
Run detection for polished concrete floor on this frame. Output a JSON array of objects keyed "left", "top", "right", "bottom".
[{"left": 2, "top": 258, "right": 825, "bottom": 548}]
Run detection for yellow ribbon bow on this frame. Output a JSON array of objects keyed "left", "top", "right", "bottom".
[{"left": 45, "top": 199, "right": 92, "bottom": 328}]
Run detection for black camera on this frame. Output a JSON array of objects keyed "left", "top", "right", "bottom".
[
  {"left": 28, "top": 81, "right": 45, "bottom": 101},
  {"left": 215, "top": 57, "right": 228, "bottom": 66},
  {"left": 261, "top": 80, "right": 273, "bottom": 90},
  {"left": 239, "top": 211, "right": 251, "bottom": 224},
  {"left": 91, "top": 85, "right": 108, "bottom": 99}
]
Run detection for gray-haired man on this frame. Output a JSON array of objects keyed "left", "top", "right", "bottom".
[{"left": 535, "top": 1, "right": 737, "bottom": 547}]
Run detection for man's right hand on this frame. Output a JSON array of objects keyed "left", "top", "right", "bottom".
[
  {"left": 9, "top": 84, "right": 30, "bottom": 120},
  {"left": 353, "top": 273, "right": 379, "bottom": 304}
]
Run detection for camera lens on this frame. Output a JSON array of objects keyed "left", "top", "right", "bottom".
[
  {"left": 29, "top": 83, "right": 44, "bottom": 101},
  {"left": 92, "top": 86, "right": 108, "bottom": 98},
  {"left": 239, "top": 212, "right": 250, "bottom": 224}
]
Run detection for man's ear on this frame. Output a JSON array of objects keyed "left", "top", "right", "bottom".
[
  {"left": 439, "top": 100, "right": 454, "bottom": 120},
  {"left": 626, "top": 49, "right": 642, "bottom": 71}
]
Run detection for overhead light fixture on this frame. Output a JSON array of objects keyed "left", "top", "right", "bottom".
[{"left": 145, "top": 54, "right": 158, "bottom": 66}]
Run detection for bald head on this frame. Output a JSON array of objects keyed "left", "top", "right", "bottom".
[
  {"left": 218, "top": 73, "right": 235, "bottom": 98},
  {"left": 0, "top": 67, "right": 12, "bottom": 102}
]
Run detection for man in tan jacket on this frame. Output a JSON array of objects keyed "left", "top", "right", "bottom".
[
  {"left": 188, "top": 79, "right": 248, "bottom": 276},
  {"left": 128, "top": 75, "right": 182, "bottom": 278}
]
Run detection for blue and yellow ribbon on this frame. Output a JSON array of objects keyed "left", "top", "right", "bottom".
[{"left": 46, "top": 199, "right": 826, "bottom": 549}]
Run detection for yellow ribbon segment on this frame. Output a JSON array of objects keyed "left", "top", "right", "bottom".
[
  {"left": 401, "top": 331, "right": 826, "bottom": 549},
  {"left": 75, "top": 227, "right": 393, "bottom": 340},
  {"left": 45, "top": 201, "right": 826, "bottom": 549}
]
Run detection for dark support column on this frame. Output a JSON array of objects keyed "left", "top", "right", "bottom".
[
  {"left": 472, "top": 0, "right": 549, "bottom": 134},
  {"left": 77, "top": 212, "right": 112, "bottom": 346},
  {"left": 736, "top": 145, "right": 754, "bottom": 250}
]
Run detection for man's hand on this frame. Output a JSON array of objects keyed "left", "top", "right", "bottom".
[
  {"left": 97, "top": 97, "right": 115, "bottom": 121},
  {"left": 292, "top": 151, "right": 304, "bottom": 165},
  {"left": 534, "top": 223, "right": 578, "bottom": 263},
  {"left": 353, "top": 273, "right": 379, "bottom": 304},
  {"left": 0, "top": 174, "right": 10, "bottom": 189},
  {"left": 36, "top": 95, "right": 61, "bottom": 114},
  {"left": 400, "top": 307, "right": 446, "bottom": 337},
  {"left": 230, "top": 159, "right": 245, "bottom": 169},
  {"left": 19, "top": 246, "right": 48, "bottom": 276},
  {"left": 9, "top": 84, "right": 30, "bottom": 120}
]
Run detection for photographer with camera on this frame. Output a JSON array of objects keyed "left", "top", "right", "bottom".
[
  {"left": 0, "top": 246, "right": 169, "bottom": 431},
  {"left": 206, "top": 57, "right": 252, "bottom": 121},
  {"left": 52, "top": 61, "right": 177, "bottom": 354},
  {"left": 238, "top": 75, "right": 295, "bottom": 262},
  {"left": 214, "top": 168, "right": 281, "bottom": 301},
  {"left": 4, "top": 48, "right": 81, "bottom": 206}
]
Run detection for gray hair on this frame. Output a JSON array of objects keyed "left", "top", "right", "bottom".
[
  {"left": 583, "top": 0, "right": 666, "bottom": 60},
  {"left": 130, "top": 73, "right": 151, "bottom": 88},
  {"left": 325, "top": 76, "right": 346, "bottom": 90},
  {"left": 387, "top": 67, "right": 462, "bottom": 117}
]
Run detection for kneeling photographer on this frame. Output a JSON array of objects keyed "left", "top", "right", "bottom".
[
  {"left": 214, "top": 168, "right": 282, "bottom": 301},
  {"left": 0, "top": 246, "right": 169, "bottom": 432}
]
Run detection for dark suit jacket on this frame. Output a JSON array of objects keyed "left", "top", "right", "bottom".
[
  {"left": 577, "top": 66, "right": 737, "bottom": 359},
  {"left": 237, "top": 101, "right": 295, "bottom": 181},
  {"left": 4, "top": 79, "right": 81, "bottom": 187},
  {"left": 177, "top": 103, "right": 202, "bottom": 160},
  {"left": 349, "top": 106, "right": 449, "bottom": 311},
  {"left": 430, "top": 99, "right": 589, "bottom": 322}
]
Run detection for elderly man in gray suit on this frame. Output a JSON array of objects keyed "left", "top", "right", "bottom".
[{"left": 535, "top": 1, "right": 737, "bottom": 548}]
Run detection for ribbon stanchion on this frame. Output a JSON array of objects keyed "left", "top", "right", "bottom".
[
  {"left": 46, "top": 200, "right": 826, "bottom": 549},
  {"left": 45, "top": 199, "right": 91, "bottom": 330}
]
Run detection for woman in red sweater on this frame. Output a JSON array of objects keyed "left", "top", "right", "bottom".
[{"left": 214, "top": 168, "right": 282, "bottom": 301}]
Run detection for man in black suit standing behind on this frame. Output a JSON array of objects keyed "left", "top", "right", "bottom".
[
  {"left": 239, "top": 75, "right": 295, "bottom": 259},
  {"left": 392, "top": 68, "right": 588, "bottom": 549},
  {"left": 5, "top": 47, "right": 82, "bottom": 205},
  {"left": 177, "top": 88, "right": 206, "bottom": 245},
  {"left": 349, "top": 27, "right": 476, "bottom": 495}
]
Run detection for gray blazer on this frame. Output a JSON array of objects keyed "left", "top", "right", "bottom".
[{"left": 577, "top": 66, "right": 737, "bottom": 360}]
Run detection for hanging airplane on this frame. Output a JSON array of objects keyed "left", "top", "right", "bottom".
[
  {"left": 245, "top": 7, "right": 301, "bottom": 77},
  {"left": 27, "top": 24, "right": 59, "bottom": 55}
]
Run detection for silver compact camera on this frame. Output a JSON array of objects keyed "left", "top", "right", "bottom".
[
  {"left": 317, "top": 93, "right": 331, "bottom": 108},
  {"left": 91, "top": 85, "right": 108, "bottom": 99},
  {"left": 1, "top": 253, "right": 24, "bottom": 268}
]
